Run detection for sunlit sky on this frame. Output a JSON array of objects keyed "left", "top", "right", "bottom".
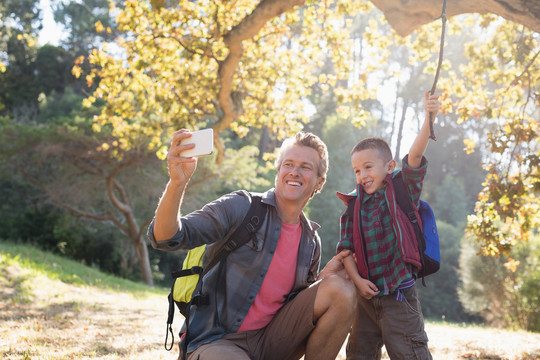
[{"left": 38, "top": 0, "right": 65, "bottom": 46}]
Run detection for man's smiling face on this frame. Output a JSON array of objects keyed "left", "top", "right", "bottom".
[{"left": 275, "top": 144, "right": 324, "bottom": 205}]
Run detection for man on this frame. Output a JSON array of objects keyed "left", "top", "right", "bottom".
[{"left": 148, "top": 129, "right": 356, "bottom": 360}]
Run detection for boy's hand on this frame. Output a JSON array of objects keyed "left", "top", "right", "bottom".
[
  {"left": 425, "top": 91, "right": 441, "bottom": 119},
  {"left": 357, "top": 278, "right": 380, "bottom": 300}
]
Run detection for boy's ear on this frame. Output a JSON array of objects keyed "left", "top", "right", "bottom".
[{"left": 386, "top": 159, "right": 396, "bottom": 173}]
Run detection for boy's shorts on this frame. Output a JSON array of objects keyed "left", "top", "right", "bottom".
[
  {"left": 186, "top": 281, "right": 320, "bottom": 360},
  {"left": 346, "top": 283, "right": 432, "bottom": 360}
]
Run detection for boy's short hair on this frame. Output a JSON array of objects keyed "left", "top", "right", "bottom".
[
  {"left": 351, "top": 138, "right": 393, "bottom": 163},
  {"left": 275, "top": 132, "right": 328, "bottom": 194}
]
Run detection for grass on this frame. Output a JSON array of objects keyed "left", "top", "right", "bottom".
[
  {"left": 0, "top": 242, "right": 164, "bottom": 295},
  {"left": 0, "top": 241, "right": 170, "bottom": 360},
  {"left": 1, "top": 241, "right": 540, "bottom": 360}
]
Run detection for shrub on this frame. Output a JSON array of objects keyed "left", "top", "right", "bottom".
[{"left": 458, "top": 233, "right": 540, "bottom": 331}]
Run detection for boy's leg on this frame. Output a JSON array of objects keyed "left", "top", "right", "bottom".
[
  {"left": 258, "top": 274, "right": 356, "bottom": 360},
  {"left": 346, "top": 296, "right": 384, "bottom": 360},
  {"left": 379, "top": 284, "right": 432, "bottom": 360}
]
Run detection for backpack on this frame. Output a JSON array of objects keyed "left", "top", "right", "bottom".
[
  {"left": 345, "top": 175, "right": 440, "bottom": 285},
  {"left": 392, "top": 175, "right": 440, "bottom": 283},
  {"left": 164, "top": 193, "right": 267, "bottom": 352}
]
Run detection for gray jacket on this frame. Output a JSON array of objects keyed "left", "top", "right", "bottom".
[{"left": 148, "top": 189, "right": 322, "bottom": 353}]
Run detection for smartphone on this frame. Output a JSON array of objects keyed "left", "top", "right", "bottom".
[{"left": 180, "top": 129, "right": 214, "bottom": 157}]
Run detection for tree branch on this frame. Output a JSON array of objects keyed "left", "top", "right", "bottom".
[
  {"left": 14, "top": 160, "right": 129, "bottom": 234},
  {"left": 106, "top": 160, "right": 137, "bottom": 216},
  {"left": 510, "top": 49, "right": 540, "bottom": 86},
  {"left": 212, "top": 0, "right": 305, "bottom": 162},
  {"left": 369, "top": 0, "right": 540, "bottom": 37},
  {"left": 136, "top": 216, "right": 154, "bottom": 242}
]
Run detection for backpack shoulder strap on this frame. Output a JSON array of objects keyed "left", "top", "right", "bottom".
[
  {"left": 392, "top": 175, "right": 427, "bottom": 284},
  {"left": 392, "top": 175, "right": 418, "bottom": 226},
  {"left": 203, "top": 193, "right": 266, "bottom": 272}
]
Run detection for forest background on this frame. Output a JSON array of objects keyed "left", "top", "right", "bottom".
[{"left": 1, "top": 0, "right": 539, "bottom": 334}]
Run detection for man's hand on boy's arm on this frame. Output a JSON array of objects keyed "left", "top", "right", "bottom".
[
  {"left": 408, "top": 91, "right": 441, "bottom": 169},
  {"left": 317, "top": 250, "right": 351, "bottom": 281}
]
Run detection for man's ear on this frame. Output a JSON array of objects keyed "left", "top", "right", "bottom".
[
  {"left": 311, "top": 177, "right": 325, "bottom": 197},
  {"left": 386, "top": 159, "right": 396, "bottom": 173},
  {"left": 316, "top": 176, "right": 326, "bottom": 192}
]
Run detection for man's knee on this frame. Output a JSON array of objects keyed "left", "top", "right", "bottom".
[{"left": 318, "top": 274, "right": 357, "bottom": 313}]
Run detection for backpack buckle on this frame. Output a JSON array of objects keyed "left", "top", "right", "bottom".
[
  {"left": 191, "top": 291, "right": 209, "bottom": 306},
  {"left": 225, "top": 240, "right": 239, "bottom": 252},
  {"left": 246, "top": 216, "right": 260, "bottom": 233},
  {"left": 407, "top": 211, "right": 418, "bottom": 224}
]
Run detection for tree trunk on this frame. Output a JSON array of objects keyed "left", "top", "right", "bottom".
[
  {"left": 394, "top": 98, "right": 409, "bottom": 162},
  {"left": 132, "top": 234, "right": 153, "bottom": 287},
  {"left": 258, "top": 126, "right": 270, "bottom": 160},
  {"left": 212, "top": 0, "right": 305, "bottom": 163},
  {"left": 389, "top": 80, "right": 400, "bottom": 149}
]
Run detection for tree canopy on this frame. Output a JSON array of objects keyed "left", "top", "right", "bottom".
[
  {"left": 78, "top": 0, "right": 539, "bottom": 258},
  {"left": 78, "top": 0, "right": 372, "bottom": 162},
  {"left": 1, "top": 0, "right": 538, "bottom": 289}
]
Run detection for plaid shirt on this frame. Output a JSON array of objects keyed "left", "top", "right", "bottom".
[{"left": 337, "top": 156, "right": 427, "bottom": 295}]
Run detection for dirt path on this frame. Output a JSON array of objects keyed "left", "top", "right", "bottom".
[{"left": 1, "top": 263, "right": 539, "bottom": 360}]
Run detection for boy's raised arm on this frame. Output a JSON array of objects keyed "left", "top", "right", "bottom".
[{"left": 408, "top": 91, "right": 441, "bottom": 169}]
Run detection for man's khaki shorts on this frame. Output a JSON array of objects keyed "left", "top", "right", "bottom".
[{"left": 187, "top": 281, "right": 320, "bottom": 360}]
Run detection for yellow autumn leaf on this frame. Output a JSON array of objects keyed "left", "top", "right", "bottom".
[
  {"left": 72, "top": 65, "right": 82, "bottom": 79},
  {"left": 82, "top": 96, "right": 96, "bottom": 108},
  {"left": 95, "top": 21, "right": 105, "bottom": 33},
  {"left": 463, "top": 138, "right": 476, "bottom": 154},
  {"left": 503, "top": 258, "right": 520, "bottom": 273}
]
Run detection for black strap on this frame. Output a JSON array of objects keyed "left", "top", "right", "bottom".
[
  {"left": 392, "top": 175, "right": 427, "bottom": 285},
  {"left": 203, "top": 194, "right": 265, "bottom": 272},
  {"left": 392, "top": 176, "right": 424, "bottom": 251},
  {"left": 164, "top": 287, "right": 175, "bottom": 350},
  {"left": 171, "top": 266, "right": 203, "bottom": 279}
]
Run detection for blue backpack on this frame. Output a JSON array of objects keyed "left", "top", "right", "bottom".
[{"left": 392, "top": 176, "right": 440, "bottom": 283}]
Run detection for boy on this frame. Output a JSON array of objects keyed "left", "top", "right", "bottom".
[{"left": 337, "top": 91, "right": 441, "bottom": 360}]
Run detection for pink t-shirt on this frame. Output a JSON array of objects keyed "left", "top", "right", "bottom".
[{"left": 237, "top": 221, "right": 302, "bottom": 332}]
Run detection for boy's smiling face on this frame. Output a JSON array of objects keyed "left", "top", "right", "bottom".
[{"left": 351, "top": 148, "right": 396, "bottom": 194}]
